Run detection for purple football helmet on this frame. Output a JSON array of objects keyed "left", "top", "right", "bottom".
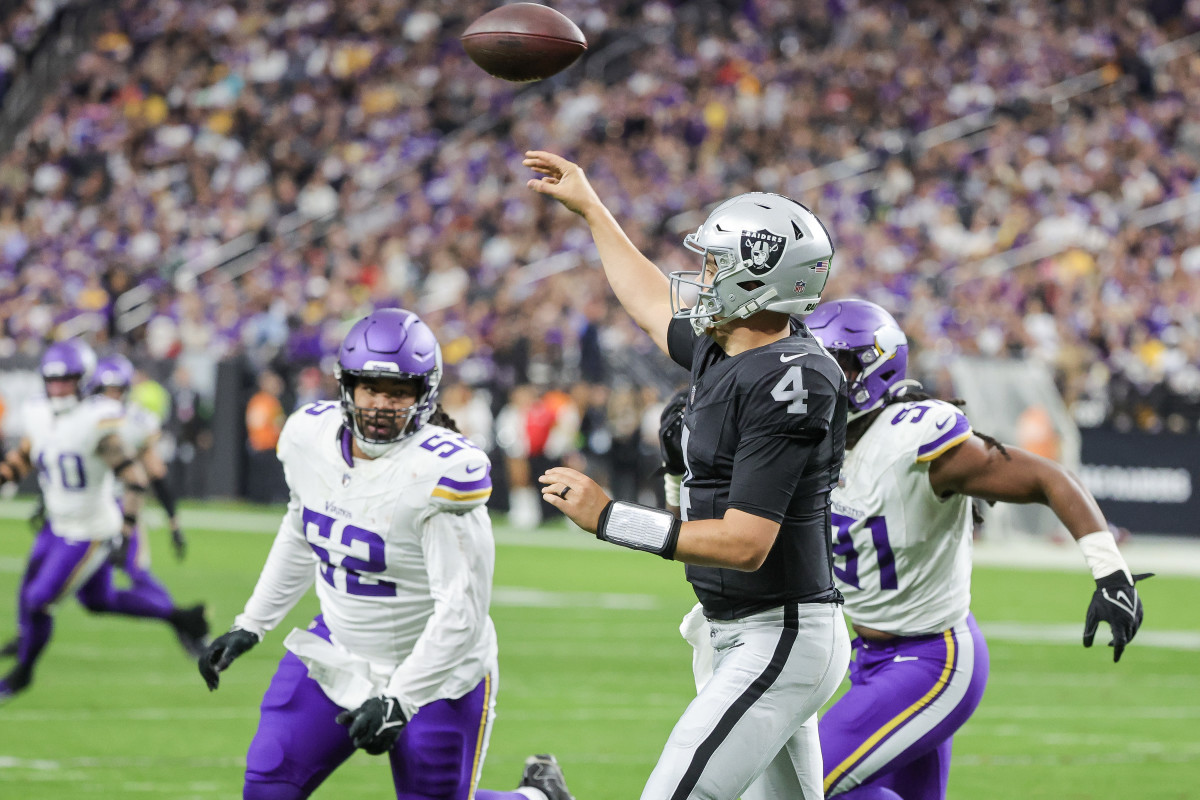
[
  {"left": 92, "top": 354, "right": 136, "bottom": 394},
  {"left": 335, "top": 308, "right": 442, "bottom": 445},
  {"left": 807, "top": 299, "right": 909, "bottom": 420},
  {"left": 40, "top": 339, "right": 98, "bottom": 412}
]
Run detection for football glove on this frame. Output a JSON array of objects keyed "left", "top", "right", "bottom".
[
  {"left": 1083, "top": 571, "right": 1152, "bottom": 663},
  {"left": 108, "top": 531, "right": 132, "bottom": 567},
  {"left": 336, "top": 696, "right": 408, "bottom": 755},
  {"left": 170, "top": 522, "right": 187, "bottom": 561},
  {"left": 658, "top": 388, "right": 688, "bottom": 476},
  {"left": 198, "top": 628, "right": 260, "bottom": 690}
]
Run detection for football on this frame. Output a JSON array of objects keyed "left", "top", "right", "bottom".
[{"left": 461, "top": 3, "right": 587, "bottom": 82}]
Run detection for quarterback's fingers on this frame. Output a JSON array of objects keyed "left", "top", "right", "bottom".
[{"left": 539, "top": 467, "right": 585, "bottom": 484}]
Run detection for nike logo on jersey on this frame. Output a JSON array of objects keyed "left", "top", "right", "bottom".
[
  {"left": 779, "top": 353, "right": 804, "bottom": 363},
  {"left": 464, "top": 464, "right": 484, "bottom": 475},
  {"left": 936, "top": 416, "right": 953, "bottom": 430},
  {"left": 893, "top": 655, "right": 919, "bottom": 662}
]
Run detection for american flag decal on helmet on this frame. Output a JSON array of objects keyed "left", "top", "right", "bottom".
[{"left": 813, "top": 261, "right": 829, "bottom": 273}]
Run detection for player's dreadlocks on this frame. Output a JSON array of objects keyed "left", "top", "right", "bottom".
[
  {"left": 847, "top": 383, "right": 1009, "bottom": 459},
  {"left": 427, "top": 404, "right": 461, "bottom": 434}
]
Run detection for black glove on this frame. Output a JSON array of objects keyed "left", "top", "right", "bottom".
[
  {"left": 109, "top": 527, "right": 133, "bottom": 567},
  {"left": 170, "top": 522, "right": 187, "bottom": 561},
  {"left": 658, "top": 388, "right": 689, "bottom": 476},
  {"left": 1083, "top": 571, "right": 1152, "bottom": 663},
  {"left": 198, "top": 628, "right": 260, "bottom": 690},
  {"left": 336, "top": 696, "right": 408, "bottom": 754}
]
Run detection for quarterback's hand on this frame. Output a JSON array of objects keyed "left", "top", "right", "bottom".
[
  {"left": 1083, "top": 572, "right": 1152, "bottom": 662},
  {"left": 659, "top": 389, "right": 688, "bottom": 476},
  {"left": 539, "top": 467, "right": 611, "bottom": 534},
  {"left": 170, "top": 521, "right": 187, "bottom": 561},
  {"left": 336, "top": 696, "right": 408, "bottom": 755},
  {"left": 198, "top": 628, "right": 260, "bottom": 690},
  {"left": 524, "top": 150, "right": 605, "bottom": 219}
]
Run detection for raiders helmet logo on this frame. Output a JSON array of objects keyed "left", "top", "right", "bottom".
[{"left": 740, "top": 229, "right": 786, "bottom": 275}]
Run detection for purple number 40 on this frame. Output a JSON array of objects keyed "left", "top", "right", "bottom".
[{"left": 831, "top": 513, "right": 898, "bottom": 590}]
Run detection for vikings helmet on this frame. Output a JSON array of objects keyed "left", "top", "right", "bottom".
[
  {"left": 806, "top": 299, "right": 909, "bottom": 421},
  {"left": 40, "top": 339, "right": 97, "bottom": 413},
  {"left": 92, "top": 354, "right": 136, "bottom": 394},
  {"left": 671, "top": 193, "right": 834, "bottom": 334},
  {"left": 335, "top": 308, "right": 442, "bottom": 447}
]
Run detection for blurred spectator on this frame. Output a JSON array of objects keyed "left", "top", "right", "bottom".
[{"left": 244, "top": 369, "right": 286, "bottom": 503}]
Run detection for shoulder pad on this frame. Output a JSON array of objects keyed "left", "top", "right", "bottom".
[
  {"left": 880, "top": 400, "right": 973, "bottom": 463},
  {"left": 279, "top": 401, "right": 341, "bottom": 460},
  {"left": 429, "top": 448, "right": 493, "bottom": 513},
  {"left": 85, "top": 395, "right": 127, "bottom": 427},
  {"left": 738, "top": 350, "right": 842, "bottom": 437}
]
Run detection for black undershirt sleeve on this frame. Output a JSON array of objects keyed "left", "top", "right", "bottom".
[
  {"left": 666, "top": 317, "right": 698, "bottom": 370},
  {"left": 151, "top": 476, "right": 178, "bottom": 518}
]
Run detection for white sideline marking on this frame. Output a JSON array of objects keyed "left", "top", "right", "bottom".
[
  {"left": 981, "top": 621, "right": 1200, "bottom": 651},
  {"left": 492, "top": 586, "right": 659, "bottom": 610}
]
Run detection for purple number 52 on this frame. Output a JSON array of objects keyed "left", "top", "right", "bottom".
[
  {"left": 302, "top": 508, "right": 397, "bottom": 597},
  {"left": 831, "top": 512, "right": 898, "bottom": 590}
]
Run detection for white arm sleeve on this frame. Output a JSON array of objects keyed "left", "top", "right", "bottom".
[
  {"left": 385, "top": 506, "right": 493, "bottom": 709},
  {"left": 234, "top": 493, "right": 316, "bottom": 638}
]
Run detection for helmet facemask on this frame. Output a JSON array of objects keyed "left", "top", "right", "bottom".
[{"left": 336, "top": 368, "right": 440, "bottom": 450}]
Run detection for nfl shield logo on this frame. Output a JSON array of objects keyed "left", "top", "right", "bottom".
[
  {"left": 739, "top": 229, "right": 786, "bottom": 275},
  {"left": 794, "top": 280, "right": 806, "bottom": 294},
  {"left": 342, "top": 473, "right": 352, "bottom": 487}
]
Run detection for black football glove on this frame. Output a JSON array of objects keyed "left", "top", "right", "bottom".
[
  {"left": 109, "top": 530, "right": 132, "bottom": 567},
  {"left": 658, "top": 388, "right": 689, "bottom": 476},
  {"left": 336, "top": 696, "right": 408, "bottom": 755},
  {"left": 170, "top": 522, "right": 187, "bottom": 561},
  {"left": 198, "top": 628, "right": 260, "bottom": 690},
  {"left": 1083, "top": 571, "right": 1152, "bottom": 663}
]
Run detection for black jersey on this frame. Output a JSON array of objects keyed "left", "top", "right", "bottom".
[{"left": 667, "top": 317, "right": 847, "bottom": 619}]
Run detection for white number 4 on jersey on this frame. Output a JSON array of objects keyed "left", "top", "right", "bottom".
[{"left": 771, "top": 366, "right": 808, "bottom": 414}]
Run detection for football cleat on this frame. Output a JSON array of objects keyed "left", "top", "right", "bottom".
[
  {"left": 0, "top": 663, "right": 32, "bottom": 704},
  {"left": 520, "top": 754, "right": 574, "bottom": 800},
  {"left": 169, "top": 604, "right": 211, "bottom": 660}
]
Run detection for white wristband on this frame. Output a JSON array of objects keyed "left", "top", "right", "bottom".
[
  {"left": 1076, "top": 530, "right": 1132, "bottom": 583},
  {"left": 664, "top": 472, "right": 682, "bottom": 507}
]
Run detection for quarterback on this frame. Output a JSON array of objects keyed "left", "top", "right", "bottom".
[{"left": 198, "top": 309, "right": 572, "bottom": 800}]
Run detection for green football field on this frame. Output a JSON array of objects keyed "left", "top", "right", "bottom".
[{"left": 0, "top": 505, "right": 1197, "bottom": 799}]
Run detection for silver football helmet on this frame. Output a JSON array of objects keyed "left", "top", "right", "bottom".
[{"left": 671, "top": 193, "right": 835, "bottom": 334}]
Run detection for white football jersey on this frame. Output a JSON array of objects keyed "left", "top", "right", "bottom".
[
  {"left": 24, "top": 395, "right": 127, "bottom": 541},
  {"left": 120, "top": 403, "right": 161, "bottom": 453},
  {"left": 831, "top": 399, "right": 975, "bottom": 635},
  {"left": 235, "top": 402, "right": 499, "bottom": 709}
]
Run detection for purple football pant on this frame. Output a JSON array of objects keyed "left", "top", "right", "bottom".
[
  {"left": 244, "top": 617, "right": 528, "bottom": 800},
  {"left": 76, "top": 527, "right": 176, "bottom": 619},
  {"left": 821, "top": 613, "right": 989, "bottom": 800},
  {"left": 17, "top": 526, "right": 175, "bottom": 621},
  {"left": 15, "top": 527, "right": 113, "bottom": 671}
]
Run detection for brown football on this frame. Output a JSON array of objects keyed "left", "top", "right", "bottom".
[{"left": 461, "top": 3, "right": 587, "bottom": 82}]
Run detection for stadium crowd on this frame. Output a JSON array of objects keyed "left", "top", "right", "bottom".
[{"left": 1, "top": 0, "right": 1199, "bottom": 495}]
